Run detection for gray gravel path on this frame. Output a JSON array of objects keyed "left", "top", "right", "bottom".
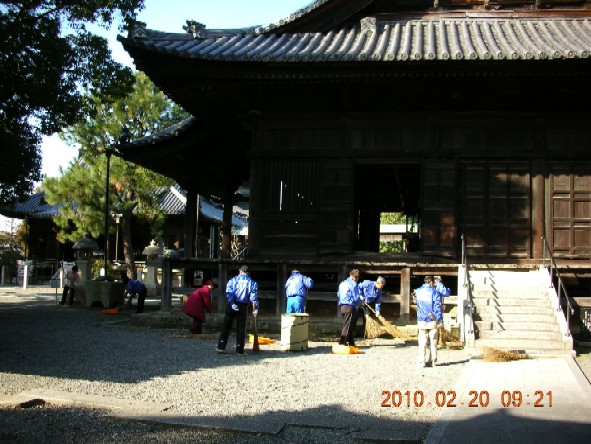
[
  {"left": 0, "top": 294, "right": 467, "bottom": 443},
  {"left": 1, "top": 293, "right": 589, "bottom": 443}
]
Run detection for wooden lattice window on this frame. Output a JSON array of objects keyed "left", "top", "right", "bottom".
[{"left": 262, "top": 160, "right": 318, "bottom": 212}]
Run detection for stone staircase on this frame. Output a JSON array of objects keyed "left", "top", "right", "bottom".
[{"left": 469, "top": 269, "right": 573, "bottom": 356}]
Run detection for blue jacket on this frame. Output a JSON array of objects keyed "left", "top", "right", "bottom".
[
  {"left": 415, "top": 283, "right": 443, "bottom": 322},
  {"left": 285, "top": 272, "right": 313, "bottom": 297},
  {"left": 337, "top": 277, "right": 361, "bottom": 306},
  {"left": 226, "top": 274, "right": 259, "bottom": 308},
  {"left": 359, "top": 280, "right": 382, "bottom": 313},
  {"left": 127, "top": 279, "right": 146, "bottom": 293},
  {"left": 436, "top": 281, "right": 450, "bottom": 304}
]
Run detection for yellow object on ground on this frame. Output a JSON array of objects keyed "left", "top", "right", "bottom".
[
  {"left": 248, "top": 334, "right": 276, "bottom": 345},
  {"left": 331, "top": 344, "right": 362, "bottom": 354}
]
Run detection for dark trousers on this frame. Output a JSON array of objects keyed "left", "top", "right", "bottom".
[
  {"left": 189, "top": 317, "right": 203, "bottom": 334},
  {"left": 218, "top": 303, "right": 248, "bottom": 353},
  {"left": 339, "top": 305, "right": 359, "bottom": 346},
  {"left": 60, "top": 285, "right": 74, "bottom": 305},
  {"left": 128, "top": 289, "right": 147, "bottom": 313}
]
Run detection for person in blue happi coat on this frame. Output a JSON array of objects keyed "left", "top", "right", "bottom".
[
  {"left": 357, "top": 276, "right": 386, "bottom": 336},
  {"left": 415, "top": 275, "right": 443, "bottom": 367},
  {"left": 122, "top": 274, "right": 147, "bottom": 314},
  {"left": 285, "top": 269, "right": 314, "bottom": 313},
  {"left": 217, "top": 265, "right": 259, "bottom": 355},
  {"left": 337, "top": 269, "right": 362, "bottom": 346}
]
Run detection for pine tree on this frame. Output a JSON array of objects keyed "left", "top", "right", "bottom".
[{"left": 43, "top": 72, "right": 191, "bottom": 277}]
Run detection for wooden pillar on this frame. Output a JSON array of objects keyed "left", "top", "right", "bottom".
[
  {"left": 531, "top": 159, "right": 545, "bottom": 259},
  {"left": 161, "top": 259, "right": 172, "bottom": 312},
  {"left": 183, "top": 189, "right": 197, "bottom": 286},
  {"left": 221, "top": 194, "right": 233, "bottom": 259},
  {"left": 277, "top": 263, "right": 287, "bottom": 315},
  {"left": 217, "top": 261, "right": 228, "bottom": 313},
  {"left": 400, "top": 267, "right": 411, "bottom": 322}
]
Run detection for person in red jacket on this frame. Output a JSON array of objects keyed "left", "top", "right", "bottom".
[{"left": 184, "top": 280, "right": 216, "bottom": 334}]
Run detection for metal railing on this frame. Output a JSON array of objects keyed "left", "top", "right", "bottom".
[
  {"left": 460, "top": 234, "right": 475, "bottom": 343},
  {"left": 541, "top": 235, "right": 574, "bottom": 337}
]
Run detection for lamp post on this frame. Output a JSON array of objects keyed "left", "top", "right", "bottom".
[
  {"left": 103, "top": 127, "right": 130, "bottom": 279},
  {"left": 103, "top": 148, "right": 112, "bottom": 278}
]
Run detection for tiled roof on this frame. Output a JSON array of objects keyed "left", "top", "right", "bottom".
[
  {"left": 253, "top": 0, "right": 332, "bottom": 34},
  {"left": 4, "top": 192, "right": 58, "bottom": 218},
  {"left": 0, "top": 188, "right": 247, "bottom": 228},
  {"left": 123, "top": 18, "right": 591, "bottom": 63},
  {"left": 122, "top": 116, "right": 196, "bottom": 148}
]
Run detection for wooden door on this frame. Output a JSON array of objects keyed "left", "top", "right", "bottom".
[
  {"left": 548, "top": 163, "right": 591, "bottom": 258},
  {"left": 422, "top": 161, "right": 457, "bottom": 256},
  {"left": 318, "top": 161, "right": 354, "bottom": 254},
  {"left": 460, "top": 161, "right": 531, "bottom": 258}
]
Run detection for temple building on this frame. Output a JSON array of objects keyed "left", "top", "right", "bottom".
[{"left": 117, "top": 0, "right": 591, "bottom": 320}]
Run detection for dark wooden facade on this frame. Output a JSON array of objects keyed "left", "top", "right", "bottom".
[{"left": 119, "top": 0, "right": 591, "bottom": 268}]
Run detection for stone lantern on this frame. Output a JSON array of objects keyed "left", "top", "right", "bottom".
[
  {"left": 142, "top": 239, "right": 163, "bottom": 297},
  {"left": 71, "top": 233, "right": 99, "bottom": 305},
  {"left": 72, "top": 233, "right": 99, "bottom": 281}
]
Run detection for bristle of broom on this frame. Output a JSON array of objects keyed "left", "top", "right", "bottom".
[
  {"left": 364, "top": 313, "right": 412, "bottom": 340},
  {"left": 481, "top": 346, "right": 530, "bottom": 362},
  {"left": 364, "top": 315, "right": 383, "bottom": 338}
]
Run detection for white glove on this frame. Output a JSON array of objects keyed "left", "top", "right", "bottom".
[
  {"left": 231, "top": 303, "right": 239, "bottom": 311},
  {"left": 252, "top": 309, "right": 258, "bottom": 318},
  {"left": 359, "top": 295, "right": 365, "bottom": 301},
  {"left": 375, "top": 311, "right": 380, "bottom": 317}
]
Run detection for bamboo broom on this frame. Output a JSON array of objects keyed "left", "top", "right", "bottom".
[{"left": 364, "top": 302, "right": 412, "bottom": 340}]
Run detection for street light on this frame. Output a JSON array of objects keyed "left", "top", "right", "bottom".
[{"left": 103, "top": 127, "right": 130, "bottom": 279}]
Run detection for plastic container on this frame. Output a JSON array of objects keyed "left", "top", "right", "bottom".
[{"left": 281, "top": 313, "right": 309, "bottom": 351}]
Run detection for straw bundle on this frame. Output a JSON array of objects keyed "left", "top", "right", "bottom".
[
  {"left": 481, "top": 346, "right": 530, "bottom": 362},
  {"left": 363, "top": 306, "right": 412, "bottom": 340}
]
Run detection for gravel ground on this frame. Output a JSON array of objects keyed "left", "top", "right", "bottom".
[
  {"left": 1, "top": 294, "right": 590, "bottom": 443},
  {"left": 0, "top": 295, "right": 467, "bottom": 443}
]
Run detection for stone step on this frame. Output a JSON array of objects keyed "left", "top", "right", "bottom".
[
  {"left": 474, "top": 320, "right": 559, "bottom": 332},
  {"left": 474, "top": 312, "right": 557, "bottom": 323},
  {"left": 472, "top": 297, "right": 551, "bottom": 307},
  {"left": 470, "top": 289, "right": 549, "bottom": 298},
  {"left": 476, "top": 329, "right": 563, "bottom": 341},
  {"left": 473, "top": 305, "right": 555, "bottom": 315},
  {"left": 475, "top": 338, "right": 574, "bottom": 356}
]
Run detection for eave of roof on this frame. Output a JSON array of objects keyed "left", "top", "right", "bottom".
[{"left": 120, "top": 16, "right": 591, "bottom": 65}]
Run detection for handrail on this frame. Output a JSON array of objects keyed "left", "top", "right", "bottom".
[
  {"left": 460, "top": 234, "right": 474, "bottom": 338},
  {"left": 541, "top": 235, "right": 575, "bottom": 337}
]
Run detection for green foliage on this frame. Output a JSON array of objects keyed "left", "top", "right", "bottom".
[
  {"left": 0, "top": 231, "right": 24, "bottom": 277},
  {"left": 0, "top": 0, "right": 145, "bottom": 204},
  {"left": 380, "top": 212, "right": 407, "bottom": 225},
  {"left": 92, "top": 258, "right": 115, "bottom": 279},
  {"left": 42, "top": 72, "right": 190, "bottom": 275},
  {"left": 379, "top": 241, "right": 404, "bottom": 253}
]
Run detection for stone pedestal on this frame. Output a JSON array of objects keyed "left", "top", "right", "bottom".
[
  {"left": 84, "top": 281, "right": 126, "bottom": 308},
  {"left": 143, "top": 260, "right": 161, "bottom": 298}
]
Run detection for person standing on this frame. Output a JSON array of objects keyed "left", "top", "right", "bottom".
[
  {"left": 60, "top": 265, "right": 80, "bottom": 306},
  {"left": 285, "top": 269, "right": 313, "bottom": 313},
  {"left": 337, "top": 269, "right": 362, "bottom": 346},
  {"left": 357, "top": 276, "right": 386, "bottom": 336},
  {"left": 217, "top": 265, "right": 259, "bottom": 355},
  {"left": 415, "top": 275, "right": 443, "bottom": 367},
  {"left": 184, "top": 280, "right": 215, "bottom": 334}
]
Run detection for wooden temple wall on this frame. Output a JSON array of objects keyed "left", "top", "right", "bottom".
[{"left": 248, "top": 112, "right": 591, "bottom": 261}]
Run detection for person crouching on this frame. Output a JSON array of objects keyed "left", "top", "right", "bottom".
[{"left": 184, "top": 280, "right": 216, "bottom": 334}]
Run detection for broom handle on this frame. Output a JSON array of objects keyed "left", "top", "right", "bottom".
[{"left": 364, "top": 301, "right": 377, "bottom": 315}]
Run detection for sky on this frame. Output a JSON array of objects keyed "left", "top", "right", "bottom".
[{"left": 40, "top": 0, "right": 313, "bottom": 179}]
